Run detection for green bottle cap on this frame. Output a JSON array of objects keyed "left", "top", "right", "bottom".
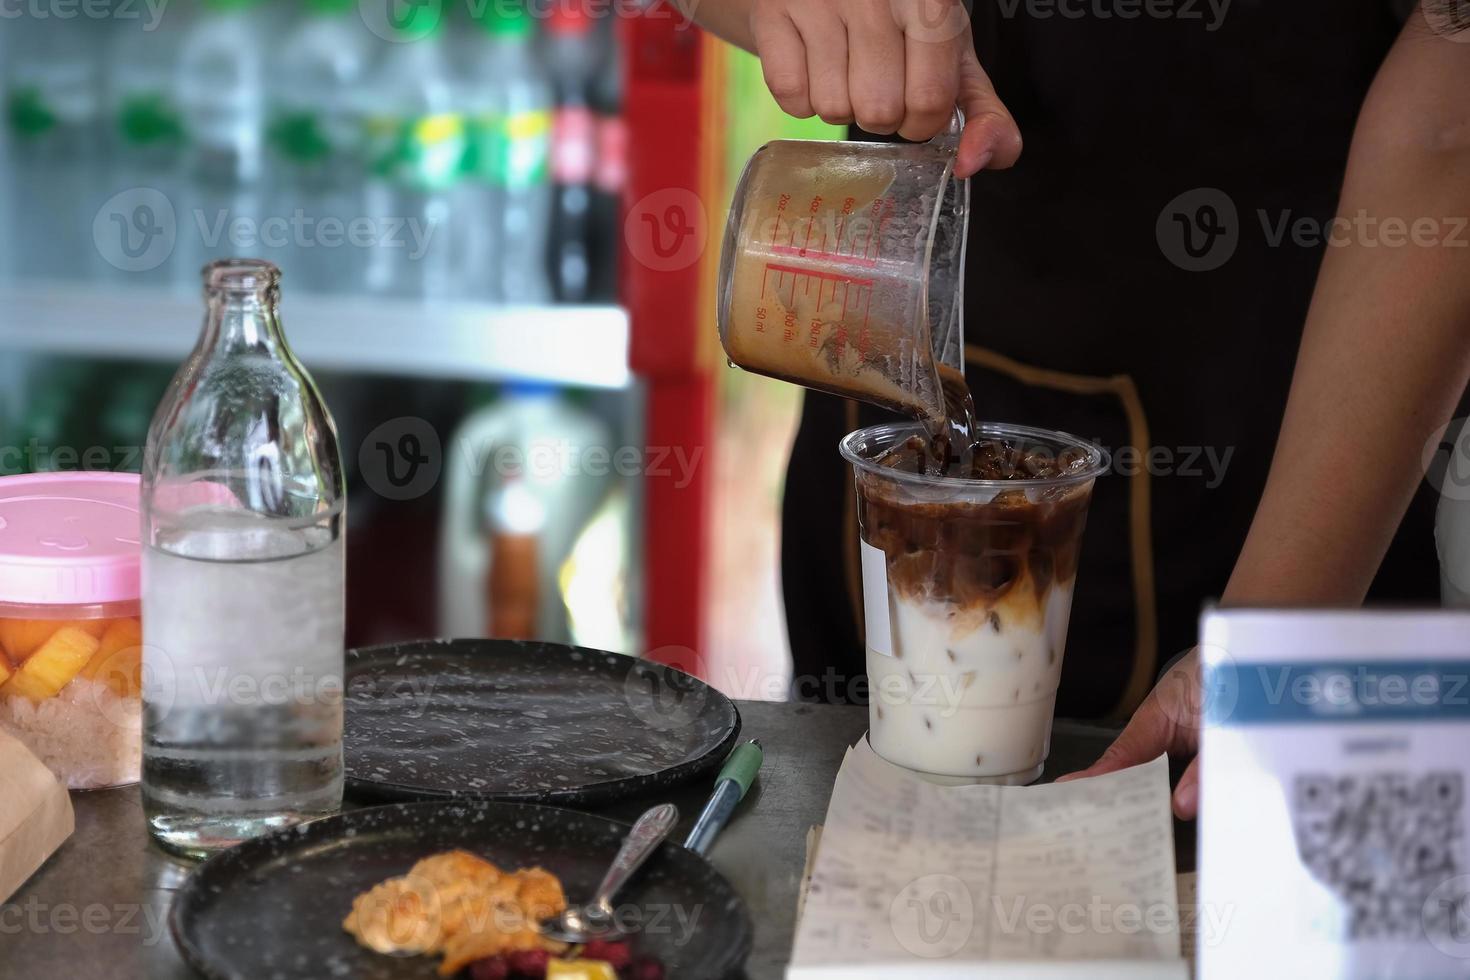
[
  {"left": 7, "top": 89, "right": 56, "bottom": 138},
  {"left": 476, "top": 0, "right": 534, "bottom": 38},
  {"left": 119, "top": 94, "right": 184, "bottom": 146},
  {"left": 388, "top": 0, "right": 444, "bottom": 39},
  {"left": 718, "top": 740, "right": 764, "bottom": 800}
]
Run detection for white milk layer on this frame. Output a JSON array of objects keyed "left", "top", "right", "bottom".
[{"left": 867, "top": 582, "right": 1074, "bottom": 779}]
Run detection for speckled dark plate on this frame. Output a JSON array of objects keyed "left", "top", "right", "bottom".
[
  {"left": 170, "top": 800, "right": 752, "bottom": 980},
  {"left": 343, "top": 640, "right": 741, "bottom": 805}
]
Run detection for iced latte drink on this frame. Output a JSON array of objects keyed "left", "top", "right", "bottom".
[{"left": 840, "top": 422, "right": 1107, "bottom": 784}]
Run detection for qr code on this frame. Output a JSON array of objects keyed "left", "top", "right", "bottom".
[{"left": 1291, "top": 771, "right": 1467, "bottom": 941}]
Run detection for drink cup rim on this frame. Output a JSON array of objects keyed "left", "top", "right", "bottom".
[{"left": 838, "top": 421, "right": 1110, "bottom": 490}]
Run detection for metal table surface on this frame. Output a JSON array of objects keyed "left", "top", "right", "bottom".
[{"left": 3, "top": 701, "right": 1177, "bottom": 980}]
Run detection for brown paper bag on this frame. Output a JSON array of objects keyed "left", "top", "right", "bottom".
[{"left": 0, "top": 727, "right": 75, "bottom": 902}]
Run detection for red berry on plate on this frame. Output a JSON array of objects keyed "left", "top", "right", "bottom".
[
  {"left": 582, "top": 940, "right": 632, "bottom": 970},
  {"left": 469, "top": 957, "right": 510, "bottom": 980},
  {"left": 507, "top": 948, "right": 552, "bottom": 976}
]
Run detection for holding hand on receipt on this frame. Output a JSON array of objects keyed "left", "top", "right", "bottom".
[{"left": 1058, "top": 650, "right": 1204, "bottom": 820}]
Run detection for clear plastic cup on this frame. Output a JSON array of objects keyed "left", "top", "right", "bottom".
[
  {"left": 717, "top": 114, "right": 969, "bottom": 424},
  {"left": 840, "top": 421, "right": 1108, "bottom": 784}
]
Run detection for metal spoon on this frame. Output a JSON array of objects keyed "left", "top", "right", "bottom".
[{"left": 539, "top": 802, "right": 679, "bottom": 944}]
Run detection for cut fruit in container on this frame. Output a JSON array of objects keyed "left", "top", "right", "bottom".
[
  {"left": 0, "top": 657, "right": 10, "bottom": 687},
  {"left": 0, "top": 618, "right": 107, "bottom": 661},
  {"left": 0, "top": 619, "right": 62, "bottom": 661},
  {"left": 80, "top": 619, "right": 144, "bottom": 697},
  {"left": 1, "top": 626, "right": 101, "bottom": 701}
]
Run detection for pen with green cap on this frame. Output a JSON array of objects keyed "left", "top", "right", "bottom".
[{"left": 684, "top": 739, "right": 763, "bottom": 856}]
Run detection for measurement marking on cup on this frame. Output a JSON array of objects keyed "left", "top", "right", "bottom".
[
  {"left": 768, "top": 243, "right": 879, "bottom": 268},
  {"left": 764, "top": 263, "right": 874, "bottom": 287}
]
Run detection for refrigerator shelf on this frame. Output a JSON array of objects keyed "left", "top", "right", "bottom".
[{"left": 0, "top": 281, "right": 631, "bottom": 389}]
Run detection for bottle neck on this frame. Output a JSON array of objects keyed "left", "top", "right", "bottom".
[
  {"left": 201, "top": 285, "right": 286, "bottom": 352},
  {"left": 198, "top": 260, "right": 287, "bottom": 354}
]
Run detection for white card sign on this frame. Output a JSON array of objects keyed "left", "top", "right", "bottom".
[{"left": 1199, "top": 607, "right": 1470, "bottom": 980}]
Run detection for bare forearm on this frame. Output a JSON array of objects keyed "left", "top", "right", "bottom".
[{"left": 1225, "top": 9, "right": 1470, "bottom": 605}]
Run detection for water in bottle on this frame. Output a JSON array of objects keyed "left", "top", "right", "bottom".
[
  {"left": 176, "top": 0, "right": 267, "bottom": 281},
  {"left": 475, "top": 0, "right": 553, "bottom": 304},
  {"left": 104, "top": 5, "right": 189, "bottom": 286},
  {"left": 141, "top": 259, "right": 346, "bottom": 858},
  {"left": 266, "top": 0, "right": 372, "bottom": 293},
  {"left": 4, "top": 11, "right": 104, "bottom": 281},
  {"left": 362, "top": 4, "right": 463, "bottom": 300}
]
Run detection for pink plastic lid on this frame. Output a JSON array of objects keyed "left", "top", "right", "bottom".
[{"left": 0, "top": 472, "right": 142, "bottom": 606}]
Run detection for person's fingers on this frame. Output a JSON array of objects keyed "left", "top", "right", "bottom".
[
  {"left": 1054, "top": 694, "right": 1176, "bottom": 783},
  {"left": 1172, "top": 757, "right": 1201, "bottom": 820},
  {"left": 954, "top": 47, "right": 1021, "bottom": 176},
  {"left": 898, "top": 29, "right": 960, "bottom": 141},
  {"left": 751, "top": 11, "right": 814, "bottom": 119},
  {"left": 845, "top": 4, "right": 906, "bottom": 134},
  {"left": 791, "top": 5, "right": 853, "bottom": 125}
]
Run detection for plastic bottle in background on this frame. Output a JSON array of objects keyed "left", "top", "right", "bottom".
[
  {"left": 362, "top": 3, "right": 464, "bottom": 300},
  {"left": 141, "top": 259, "right": 346, "bottom": 858},
  {"left": 438, "top": 384, "right": 612, "bottom": 643},
  {"left": 589, "top": 16, "right": 626, "bottom": 303},
  {"left": 266, "top": 0, "right": 373, "bottom": 294},
  {"left": 559, "top": 484, "right": 635, "bottom": 653},
  {"left": 451, "top": 0, "right": 505, "bottom": 302},
  {"left": 1437, "top": 421, "right": 1470, "bottom": 608},
  {"left": 481, "top": 0, "right": 553, "bottom": 304},
  {"left": 544, "top": 2, "right": 601, "bottom": 304},
  {"left": 176, "top": 0, "right": 268, "bottom": 281},
  {"left": 4, "top": 12, "right": 105, "bottom": 282},
  {"left": 485, "top": 472, "right": 544, "bottom": 639},
  {"left": 104, "top": 5, "right": 189, "bottom": 287}
]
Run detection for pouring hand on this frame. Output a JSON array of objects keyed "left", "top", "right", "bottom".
[
  {"left": 1056, "top": 648, "right": 1203, "bottom": 820},
  {"left": 745, "top": 0, "right": 1022, "bottom": 176}
]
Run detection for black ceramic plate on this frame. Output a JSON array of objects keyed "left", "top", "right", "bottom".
[
  {"left": 343, "top": 640, "right": 741, "bottom": 805},
  {"left": 170, "top": 801, "right": 752, "bottom": 980}
]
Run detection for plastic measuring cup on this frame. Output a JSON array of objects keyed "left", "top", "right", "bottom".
[{"left": 717, "top": 113, "right": 969, "bottom": 424}]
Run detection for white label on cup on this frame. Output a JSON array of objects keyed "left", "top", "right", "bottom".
[{"left": 861, "top": 540, "right": 894, "bottom": 657}]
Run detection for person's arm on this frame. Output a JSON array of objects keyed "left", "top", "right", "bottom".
[
  {"left": 1062, "top": 5, "right": 1470, "bottom": 817},
  {"left": 671, "top": 0, "right": 1022, "bottom": 176}
]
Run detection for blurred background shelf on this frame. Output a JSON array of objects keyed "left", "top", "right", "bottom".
[
  {"left": 0, "top": 1, "right": 832, "bottom": 689},
  {"left": 0, "top": 281, "right": 631, "bottom": 388}
]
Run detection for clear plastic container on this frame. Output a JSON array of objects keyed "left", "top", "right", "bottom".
[
  {"left": 717, "top": 113, "right": 969, "bottom": 424},
  {"left": 0, "top": 473, "right": 144, "bottom": 789},
  {"left": 841, "top": 422, "right": 1107, "bottom": 784}
]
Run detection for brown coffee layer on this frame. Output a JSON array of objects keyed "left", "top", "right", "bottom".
[{"left": 856, "top": 466, "right": 1093, "bottom": 617}]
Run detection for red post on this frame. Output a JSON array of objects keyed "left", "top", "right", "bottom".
[{"left": 621, "top": 4, "right": 718, "bottom": 677}]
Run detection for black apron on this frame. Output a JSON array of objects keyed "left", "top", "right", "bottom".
[{"left": 782, "top": 0, "right": 1451, "bottom": 719}]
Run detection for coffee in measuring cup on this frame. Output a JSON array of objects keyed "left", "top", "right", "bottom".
[{"left": 716, "top": 119, "right": 969, "bottom": 426}]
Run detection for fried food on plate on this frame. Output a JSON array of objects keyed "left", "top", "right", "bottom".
[{"left": 343, "top": 849, "right": 568, "bottom": 976}]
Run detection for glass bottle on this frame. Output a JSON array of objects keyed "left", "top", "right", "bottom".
[{"left": 141, "top": 259, "right": 346, "bottom": 858}]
